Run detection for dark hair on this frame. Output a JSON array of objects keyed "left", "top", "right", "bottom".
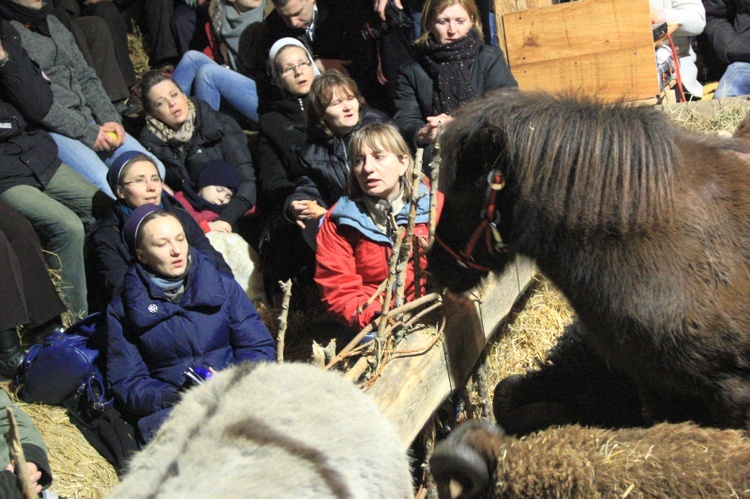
[
  {"left": 306, "top": 70, "right": 366, "bottom": 137},
  {"left": 135, "top": 211, "right": 184, "bottom": 251},
  {"left": 140, "top": 70, "right": 183, "bottom": 114}
]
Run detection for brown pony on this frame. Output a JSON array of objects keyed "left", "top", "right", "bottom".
[{"left": 429, "top": 89, "right": 750, "bottom": 431}]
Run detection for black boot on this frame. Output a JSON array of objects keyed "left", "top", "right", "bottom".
[
  {"left": 0, "top": 329, "right": 24, "bottom": 379},
  {"left": 29, "top": 317, "right": 65, "bottom": 345}
]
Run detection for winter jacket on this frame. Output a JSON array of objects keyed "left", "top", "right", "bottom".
[
  {"left": 173, "top": 189, "right": 220, "bottom": 233},
  {"left": 256, "top": 93, "right": 308, "bottom": 215},
  {"left": 0, "top": 21, "right": 60, "bottom": 194},
  {"left": 393, "top": 44, "right": 517, "bottom": 151},
  {"left": 88, "top": 193, "right": 231, "bottom": 312},
  {"left": 139, "top": 97, "right": 257, "bottom": 226},
  {"left": 8, "top": 15, "right": 120, "bottom": 148},
  {"left": 104, "top": 248, "right": 276, "bottom": 443},
  {"left": 704, "top": 0, "right": 750, "bottom": 63},
  {"left": 0, "top": 391, "right": 53, "bottom": 499},
  {"left": 315, "top": 184, "right": 444, "bottom": 329},
  {"left": 284, "top": 106, "right": 391, "bottom": 219}
]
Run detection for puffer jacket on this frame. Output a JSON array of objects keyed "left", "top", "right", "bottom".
[
  {"left": 104, "top": 248, "right": 276, "bottom": 443},
  {"left": 0, "top": 20, "right": 60, "bottom": 194},
  {"left": 284, "top": 106, "right": 391, "bottom": 220},
  {"left": 704, "top": 0, "right": 750, "bottom": 63},
  {"left": 256, "top": 92, "right": 308, "bottom": 215},
  {"left": 88, "top": 193, "right": 230, "bottom": 312},
  {"left": 393, "top": 44, "right": 517, "bottom": 151},
  {"left": 315, "top": 183, "right": 444, "bottom": 330},
  {"left": 139, "top": 97, "right": 257, "bottom": 226}
]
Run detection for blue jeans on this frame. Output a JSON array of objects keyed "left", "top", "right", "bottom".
[
  {"left": 715, "top": 62, "right": 750, "bottom": 99},
  {"left": 50, "top": 131, "right": 167, "bottom": 198},
  {"left": 0, "top": 164, "right": 107, "bottom": 317},
  {"left": 172, "top": 50, "right": 259, "bottom": 123}
]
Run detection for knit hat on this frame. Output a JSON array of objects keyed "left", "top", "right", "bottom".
[
  {"left": 122, "top": 204, "right": 164, "bottom": 254},
  {"left": 196, "top": 160, "right": 240, "bottom": 195},
  {"left": 108, "top": 151, "right": 156, "bottom": 194},
  {"left": 268, "top": 37, "right": 321, "bottom": 84}
]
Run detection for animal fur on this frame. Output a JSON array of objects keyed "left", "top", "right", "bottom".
[
  {"left": 430, "top": 419, "right": 750, "bottom": 498},
  {"left": 430, "top": 90, "right": 750, "bottom": 431},
  {"left": 110, "top": 362, "right": 413, "bottom": 498}
]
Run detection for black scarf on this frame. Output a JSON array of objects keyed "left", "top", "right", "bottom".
[
  {"left": 420, "top": 29, "right": 482, "bottom": 115},
  {"left": 0, "top": 0, "right": 50, "bottom": 36}
]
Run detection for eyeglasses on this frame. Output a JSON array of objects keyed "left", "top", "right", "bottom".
[
  {"left": 122, "top": 176, "right": 163, "bottom": 187},
  {"left": 280, "top": 60, "right": 312, "bottom": 78}
]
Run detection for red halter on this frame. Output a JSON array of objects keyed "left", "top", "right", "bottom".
[{"left": 435, "top": 169, "right": 509, "bottom": 272}]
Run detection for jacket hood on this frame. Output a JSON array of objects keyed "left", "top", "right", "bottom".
[{"left": 329, "top": 183, "right": 432, "bottom": 245}]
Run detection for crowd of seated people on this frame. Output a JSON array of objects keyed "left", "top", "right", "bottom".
[{"left": 0, "top": 0, "right": 738, "bottom": 481}]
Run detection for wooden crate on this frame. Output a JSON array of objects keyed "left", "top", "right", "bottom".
[
  {"left": 501, "top": 0, "right": 660, "bottom": 101},
  {"left": 494, "top": 0, "right": 556, "bottom": 58}
]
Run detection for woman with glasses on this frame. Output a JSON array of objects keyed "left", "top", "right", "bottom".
[
  {"left": 88, "top": 151, "right": 230, "bottom": 312},
  {"left": 138, "top": 70, "right": 258, "bottom": 236}
]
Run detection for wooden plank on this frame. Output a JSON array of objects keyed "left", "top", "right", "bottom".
[
  {"left": 367, "top": 257, "right": 535, "bottom": 448},
  {"left": 493, "top": 0, "right": 556, "bottom": 63},
  {"left": 502, "top": 0, "right": 659, "bottom": 101}
]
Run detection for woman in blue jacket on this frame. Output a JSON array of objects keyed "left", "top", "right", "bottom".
[
  {"left": 104, "top": 205, "right": 276, "bottom": 445},
  {"left": 88, "top": 151, "right": 230, "bottom": 312}
]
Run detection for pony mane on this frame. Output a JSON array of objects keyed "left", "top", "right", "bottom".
[{"left": 441, "top": 91, "right": 682, "bottom": 233}]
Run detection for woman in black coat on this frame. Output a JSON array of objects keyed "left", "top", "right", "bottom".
[
  {"left": 393, "top": 0, "right": 516, "bottom": 153},
  {"left": 139, "top": 71, "right": 257, "bottom": 234},
  {"left": 284, "top": 70, "right": 391, "bottom": 249}
]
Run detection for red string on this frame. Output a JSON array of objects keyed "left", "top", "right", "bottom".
[{"left": 665, "top": 33, "right": 687, "bottom": 102}]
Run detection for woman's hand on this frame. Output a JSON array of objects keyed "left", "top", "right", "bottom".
[
  {"left": 208, "top": 220, "right": 232, "bottom": 233},
  {"left": 291, "top": 200, "right": 326, "bottom": 229},
  {"left": 416, "top": 114, "right": 454, "bottom": 146},
  {"left": 374, "top": 0, "right": 403, "bottom": 21},
  {"left": 94, "top": 122, "right": 125, "bottom": 151},
  {"left": 6, "top": 462, "right": 42, "bottom": 494}
]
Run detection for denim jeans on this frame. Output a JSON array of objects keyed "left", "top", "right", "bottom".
[
  {"left": 50, "top": 131, "right": 167, "bottom": 198},
  {"left": 172, "top": 50, "right": 259, "bottom": 123},
  {"left": 715, "top": 62, "right": 750, "bottom": 99},
  {"left": 0, "top": 164, "right": 106, "bottom": 317}
]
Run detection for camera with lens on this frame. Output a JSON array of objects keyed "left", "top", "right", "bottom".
[{"left": 361, "top": 0, "right": 411, "bottom": 41}]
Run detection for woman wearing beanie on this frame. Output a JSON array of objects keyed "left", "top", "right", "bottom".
[
  {"left": 104, "top": 205, "right": 275, "bottom": 446},
  {"left": 88, "top": 151, "right": 230, "bottom": 312}
]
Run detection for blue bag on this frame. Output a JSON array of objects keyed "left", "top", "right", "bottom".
[{"left": 16, "top": 313, "right": 112, "bottom": 411}]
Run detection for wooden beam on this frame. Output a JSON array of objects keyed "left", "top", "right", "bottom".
[{"left": 366, "top": 257, "right": 536, "bottom": 448}]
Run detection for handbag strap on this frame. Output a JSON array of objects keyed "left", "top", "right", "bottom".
[{"left": 80, "top": 374, "right": 114, "bottom": 412}]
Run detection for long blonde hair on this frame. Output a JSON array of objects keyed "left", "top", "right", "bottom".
[
  {"left": 416, "top": 0, "right": 483, "bottom": 49},
  {"left": 347, "top": 123, "right": 420, "bottom": 201}
]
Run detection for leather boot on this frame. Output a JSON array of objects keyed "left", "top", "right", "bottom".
[{"left": 0, "top": 329, "right": 24, "bottom": 378}]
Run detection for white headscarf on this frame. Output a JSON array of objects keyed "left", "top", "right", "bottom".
[{"left": 268, "top": 37, "right": 321, "bottom": 86}]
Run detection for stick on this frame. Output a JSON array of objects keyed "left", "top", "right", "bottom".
[
  {"left": 325, "top": 293, "right": 441, "bottom": 370},
  {"left": 394, "top": 152, "right": 424, "bottom": 309},
  {"left": 427, "top": 135, "right": 441, "bottom": 250},
  {"left": 357, "top": 279, "right": 388, "bottom": 316},
  {"left": 376, "top": 224, "right": 405, "bottom": 342},
  {"left": 276, "top": 279, "right": 293, "bottom": 363},
  {"left": 473, "top": 355, "right": 491, "bottom": 420},
  {"left": 6, "top": 409, "right": 36, "bottom": 499}
]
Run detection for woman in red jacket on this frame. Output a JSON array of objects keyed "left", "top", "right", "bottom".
[{"left": 315, "top": 123, "right": 443, "bottom": 332}]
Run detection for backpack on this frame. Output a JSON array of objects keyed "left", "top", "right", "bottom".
[{"left": 16, "top": 313, "right": 112, "bottom": 412}]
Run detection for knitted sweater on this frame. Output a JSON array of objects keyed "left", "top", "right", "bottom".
[{"left": 9, "top": 15, "right": 121, "bottom": 148}]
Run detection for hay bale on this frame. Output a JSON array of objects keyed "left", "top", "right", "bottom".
[{"left": 14, "top": 400, "right": 118, "bottom": 498}]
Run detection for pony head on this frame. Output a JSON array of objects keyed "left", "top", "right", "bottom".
[{"left": 429, "top": 89, "right": 680, "bottom": 292}]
